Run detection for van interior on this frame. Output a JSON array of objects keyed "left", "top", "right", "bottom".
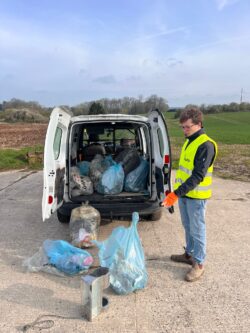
[{"left": 68, "top": 121, "right": 152, "bottom": 202}]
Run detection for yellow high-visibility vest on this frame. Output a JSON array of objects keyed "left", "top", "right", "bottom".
[{"left": 174, "top": 134, "right": 218, "bottom": 199}]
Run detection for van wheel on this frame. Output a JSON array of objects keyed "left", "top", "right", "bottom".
[
  {"left": 57, "top": 211, "right": 70, "bottom": 223},
  {"left": 146, "top": 210, "right": 162, "bottom": 221}
]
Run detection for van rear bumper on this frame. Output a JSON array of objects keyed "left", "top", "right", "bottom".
[{"left": 58, "top": 200, "right": 161, "bottom": 218}]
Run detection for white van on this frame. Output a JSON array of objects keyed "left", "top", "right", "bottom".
[{"left": 42, "top": 107, "right": 173, "bottom": 222}]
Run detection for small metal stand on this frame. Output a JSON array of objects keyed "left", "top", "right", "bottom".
[{"left": 81, "top": 267, "right": 110, "bottom": 321}]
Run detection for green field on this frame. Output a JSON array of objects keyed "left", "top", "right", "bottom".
[
  {"left": 164, "top": 111, "right": 250, "bottom": 181},
  {"left": 164, "top": 111, "right": 250, "bottom": 144}
]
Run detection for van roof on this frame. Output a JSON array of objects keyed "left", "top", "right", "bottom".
[{"left": 71, "top": 113, "right": 148, "bottom": 123}]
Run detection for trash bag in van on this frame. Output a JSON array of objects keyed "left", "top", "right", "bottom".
[
  {"left": 114, "top": 148, "right": 140, "bottom": 175},
  {"left": 70, "top": 166, "right": 94, "bottom": 195},
  {"left": 89, "top": 154, "right": 106, "bottom": 190},
  {"left": 93, "top": 212, "right": 148, "bottom": 294},
  {"left": 96, "top": 163, "right": 124, "bottom": 195},
  {"left": 69, "top": 203, "right": 101, "bottom": 248},
  {"left": 124, "top": 158, "right": 149, "bottom": 192},
  {"left": 77, "top": 161, "right": 90, "bottom": 176},
  {"left": 102, "top": 155, "right": 115, "bottom": 169}
]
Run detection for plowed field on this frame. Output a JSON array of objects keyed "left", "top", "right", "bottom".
[{"left": 0, "top": 123, "right": 48, "bottom": 148}]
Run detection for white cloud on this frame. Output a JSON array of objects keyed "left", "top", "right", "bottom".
[{"left": 215, "top": 0, "right": 241, "bottom": 11}]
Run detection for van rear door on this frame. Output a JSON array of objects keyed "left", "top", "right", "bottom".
[
  {"left": 148, "top": 109, "right": 172, "bottom": 202},
  {"left": 42, "top": 107, "right": 72, "bottom": 221}
]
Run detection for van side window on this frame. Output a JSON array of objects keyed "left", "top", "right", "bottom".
[
  {"left": 53, "top": 127, "right": 62, "bottom": 159},
  {"left": 157, "top": 128, "right": 164, "bottom": 157}
]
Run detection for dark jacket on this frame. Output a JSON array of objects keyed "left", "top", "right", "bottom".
[{"left": 174, "top": 128, "right": 216, "bottom": 198}]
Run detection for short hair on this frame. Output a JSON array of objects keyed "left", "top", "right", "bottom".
[{"left": 179, "top": 107, "right": 203, "bottom": 125}]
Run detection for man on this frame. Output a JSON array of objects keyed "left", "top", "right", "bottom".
[{"left": 162, "top": 107, "right": 217, "bottom": 282}]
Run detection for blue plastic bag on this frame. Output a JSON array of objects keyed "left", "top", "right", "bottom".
[
  {"left": 93, "top": 212, "right": 148, "bottom": 294},
  {"left": 77, "top": 161, "right": 90, "bottom": 176},
  {"left": 124, "top": 158, "right": 149, "bottom": 192},
  {"left": 101, "top": 155, "right": 115, "bottom": 169},
  {"left": 43, "top": 240, "right": 93, "bottom": 275},
  {"left": 97, "top": 163, "right": 124, "bottom": 195}
]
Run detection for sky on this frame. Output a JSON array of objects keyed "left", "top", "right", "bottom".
[{"left": 0, "top": 0, "right": 250, "bottom": 107}]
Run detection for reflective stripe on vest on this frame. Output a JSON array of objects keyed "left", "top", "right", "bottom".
[{"left": 174, "top": 134, "right": 218, "bottom": 199}]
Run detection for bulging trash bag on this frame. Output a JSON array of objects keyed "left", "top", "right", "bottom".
[
  {"left": 93, "top": 212, "right": 148, "bottom": 294},
  {"left": 76, "top": 176, "right": 94, "bottom": 195},
  {"left": 96, "top": 163, "right": 124, "bottom": 195},
  {"left": 23, "top": 246, "right": 66, "bottom": 277},
  {"left": 124, "top": 158, "right": 149, "bottom": 192},
  {"left": 89, "top": 155, "right": 116, "bottom": 191},
  {"left": 77, "top": 161, "right": 90, "bottom": 176},
  {"left": 101, "top": 155, "right": 116, "bottom": 169},
  {"left": 114, "top": 148, "right": 141, "bottom": 175},
  {"left": 43, "top": 240, "right": 93, "bottom": 275},
  {"left": 109, "top": 249, "right": 146, "bottom": 295},
  {"left": 69, "top": 203, "right": 101, "bottom": 248},
  {"left": 89, "top": 154, "right": 106, "bottom": 190},
  {"left": 70, "top": 165, "right": 81, "bottom": 180},
  {"left": 71, "top": 166, "right": 94, "bottom": 195}
]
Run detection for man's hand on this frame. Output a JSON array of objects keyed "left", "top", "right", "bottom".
[{"left": 162, "top": 192, "right": 178, "bottom": 207}]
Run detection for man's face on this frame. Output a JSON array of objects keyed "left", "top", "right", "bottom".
[{"left": 180, "top": 119, "right": 201, "bottom": 138}]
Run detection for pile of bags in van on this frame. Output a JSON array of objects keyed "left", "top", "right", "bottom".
[{"left": 70, "top": 148, "right": 149, "bottom": 196}]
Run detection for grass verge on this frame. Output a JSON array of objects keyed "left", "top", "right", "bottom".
[{"left": 0, "top": 146, "right": 43, "bottom": 171}]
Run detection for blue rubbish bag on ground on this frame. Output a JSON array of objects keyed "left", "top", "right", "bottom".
[
  {"left": 93, "top": 212, "right": 148, "bottom": 294},
  {"left": 97, "top": 162, "right": 124, "bottom": 195},
  {"left": 43, "top": 240, "right": 93, "bottom": 275},
  {"left": 124, "top": 158, "right": 149, "bottom": 192}
]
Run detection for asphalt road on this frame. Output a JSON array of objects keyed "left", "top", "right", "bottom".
[{"left": 0, "top": 170, "right": 249, "bottom": 333}]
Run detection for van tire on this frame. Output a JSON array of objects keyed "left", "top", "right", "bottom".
[
  {"left": 146, "top": 210, "right": 162, "bottom": 221},
  {"left": 57, "top": 211, "right": 70, "bottom": 223}
]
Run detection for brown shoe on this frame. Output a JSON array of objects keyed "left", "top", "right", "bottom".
[
  {"left": 185, "top": 262, "right": 205, "bottom": 282},
  {"left": 170, "top": 252, "right": 193, "bottom": 265}
]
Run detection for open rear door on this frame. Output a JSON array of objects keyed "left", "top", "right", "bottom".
[
  {"left": 148, "top": 108, "right": 172, "bottom": 204},
  {"left": 42, "top": 107, "right": 72, "bottom": 221}
]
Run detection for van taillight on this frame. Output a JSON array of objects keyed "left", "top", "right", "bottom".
[
  {"left": 164, "top": 155, "right": 170, "bottom": 163},
  {"left": 48, "top": 196, "right": 53, "bottom": 204}
]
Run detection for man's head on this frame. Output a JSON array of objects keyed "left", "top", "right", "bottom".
[{"left": 179, "top": 107, "right": 203, "bottom": 138}]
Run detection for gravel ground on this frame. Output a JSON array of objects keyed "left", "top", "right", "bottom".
[{"left": 0, "top": 170, "right": 249, "bottom": 333}]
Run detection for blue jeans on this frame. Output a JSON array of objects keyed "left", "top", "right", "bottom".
[{"left": 178, "top": 197, "right": 207, "bottom": 264}]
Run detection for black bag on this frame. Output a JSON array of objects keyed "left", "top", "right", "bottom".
[{"left": 114, "top": 148, "right": 140, "bottom": 175}]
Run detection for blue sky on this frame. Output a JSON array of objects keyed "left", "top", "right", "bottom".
[{"left": 0, "top": 0, "right": 250, "bottom": 107}]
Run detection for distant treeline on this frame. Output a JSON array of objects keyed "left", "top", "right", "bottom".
[
  {"left": 71, "top": 95, "right": 168, "bottom": 115},
  {"left": 0, "top": 96, "right": 168, "bottom": 122},
  {"left": 172, "top": 102, "right": 250, "bottom": 118},
  {"left": 0, "top": 97, "right": 249, "bottom": 123}
]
